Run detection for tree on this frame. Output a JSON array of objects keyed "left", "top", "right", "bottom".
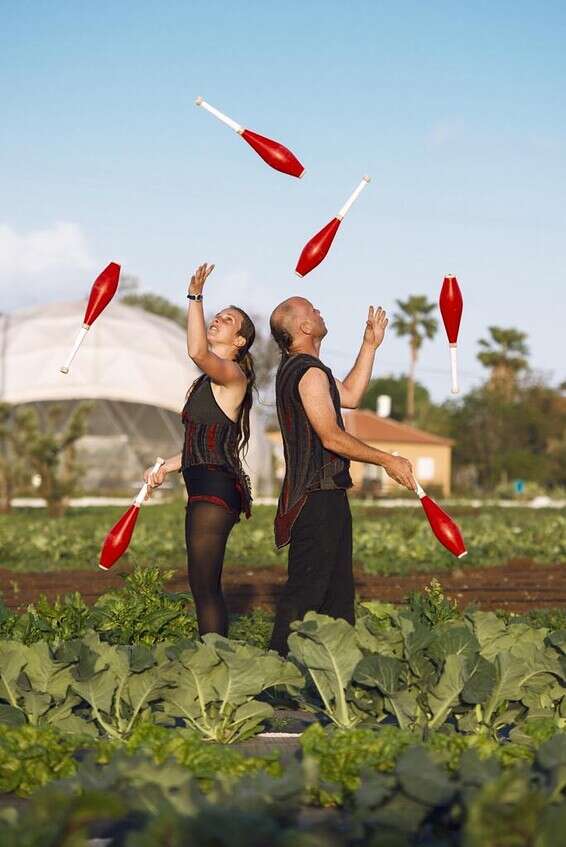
[
  {"left": 361, "top": 375, "right": 431, "bottom": 421},
  {"left": 22, "top": 403, "right": 92, "bottom": 517},
  {"left": 391, "top": 296, "right": 438, "bottom": 421},
  {"left": 477, "top": 326, "right": 529, "bottom": 393},
  {"left": 0, "top": 403, "right": 33, "bottom": 512},
  {"left": 448, "top": 374, "right": 566, "bottom": 491},
  {"left": 120, "top": 292, "right": 186, "bottom": 329}
]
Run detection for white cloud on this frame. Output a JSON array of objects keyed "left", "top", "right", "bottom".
[{"left": 0, "top": 221, "right": 94, "bottom": 275}]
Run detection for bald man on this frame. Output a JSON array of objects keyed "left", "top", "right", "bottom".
[{"left": 268, "top": 296, "right": 416, "bottom": 656}]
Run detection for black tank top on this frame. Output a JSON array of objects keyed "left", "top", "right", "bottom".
[
  {"left": 274, "top": 353, "right": 352, "bottom": 548},
  {"left": 180, "top": 376, "right": 252, "bottom": 516}
]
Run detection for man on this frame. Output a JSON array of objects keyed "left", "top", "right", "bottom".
[{"left": 268, "top": 296, "right": 416, "bottom": 656}]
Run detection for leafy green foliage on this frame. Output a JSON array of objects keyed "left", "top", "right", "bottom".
[
  {"left": 102, "top": 721, "right": 283, "bottom": 788},
  {"left": 0, "top": 724, "right": 86, "bottom": 796},
  {"left": 0, "top": 567, "right": 197, "bottom": 646},
  {"left": 288, "top": 613, "right": 364, "bottom": 729},
  {"left": 229, "top": 608, "right": 274, "bottom": 649},
  {"left": 1, "top": 503, "right": 564, "bottom": 573},
  {"left": 287, "top": 601, "right": 566, "bottom": 736},
  {"left": 91, "top": 566, "right": 198, "bottom": 644},
  {"left": 4, "top": 731, "right": 566, "bottom": 845},
  {"left": 406, "top": 577, "right": 460, "bottom": 626},
  {"left": 163, "top": 634, "right": 303, "bottom": 742}
]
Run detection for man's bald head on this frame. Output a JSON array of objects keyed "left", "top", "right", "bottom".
[{"left": 270, "top": 297, "right": 326, "bottom": 356}]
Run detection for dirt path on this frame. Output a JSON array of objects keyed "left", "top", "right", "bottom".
[{"left": 1, "top": 559, "right": 565, "bottom": 613}]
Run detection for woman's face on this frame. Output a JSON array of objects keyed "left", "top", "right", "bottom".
[{"left": 207, "top": 308, "right": 244, "bottom": 351}]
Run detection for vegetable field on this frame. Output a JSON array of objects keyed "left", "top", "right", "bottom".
[
  {"left": 1, "top": 505, "right": 565, "bottom": 843},
  {"left": 1, "top": 502, "right": 565, "bottom": 572},
  {"left": 3, "top": 572, "right": 566, "bottom": 844}
]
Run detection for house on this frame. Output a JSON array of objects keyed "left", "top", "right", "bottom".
[
  {"left": 342, "top": 410, "right": 454, "bottom": 496},
  {"left": 266, "top": 408, "right": 454, "bottom": 497}
]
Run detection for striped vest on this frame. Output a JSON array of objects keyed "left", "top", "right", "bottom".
[{"left": 274, "top": 354, "right": 351, "bottom": 548}]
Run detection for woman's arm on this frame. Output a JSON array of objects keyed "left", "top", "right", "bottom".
[{"left": 187, "top": 263, "right": 246, "bottom": 388}]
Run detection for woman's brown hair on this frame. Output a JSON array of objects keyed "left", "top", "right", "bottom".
[{"left": 230, "top": 306, "right": 256, "bottom": 459}]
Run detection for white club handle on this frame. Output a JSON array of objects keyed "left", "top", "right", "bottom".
[
  {"left": 195, "top": 96, "right": 243, "bottom": 134},
  {"left": 134, "top": 457, "right": 165, "bottom": 507},
  {"left": 60, "top": 324, "right": 89, "bottom": 374},
  {"left": 449, "top": 344, "right": 459, "bottom": 394},
  {"left": 337, "top": 176, "right": 371, "bottom": 221}
]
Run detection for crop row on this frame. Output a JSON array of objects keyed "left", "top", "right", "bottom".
[
  {"left": 2, "top": 721, "right": 566, "bottom": 845},
  {"left": 1, "top": 503, "right": 564, "bottom": 571},
  {"left": 2, "top": 584, "right": 566, "bottom": 743}
]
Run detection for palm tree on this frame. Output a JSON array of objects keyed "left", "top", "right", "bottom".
[
  {"left": 391, "top": 295, "right": 438, "bottom": 421},
  {"left": 477, "top": 326, "right": 529, "bottom": 392}
]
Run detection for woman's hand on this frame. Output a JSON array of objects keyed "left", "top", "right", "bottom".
[
  {"left": 188, "top": 262, "right": 215, "bottom": 296},
  {"left": 143, "top": 464, "right": 168, "bottom": 500}
]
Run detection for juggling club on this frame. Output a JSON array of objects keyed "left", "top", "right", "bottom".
[
  {"left": 439, "top": 275, "right": 463, "bottom": 394},
  {"left": 416, "top": 481, "right": 467, "bottom": 558},
  {"left": 60, "top": 262, "right": 121, "bottom": 374},
  {"left": 195, "top": 97, "right": 305, "bottom": 178},
  {"left": 295, "top": 176, "right": 371, "bottom": 277},
  {"left": 98, "top": 457, "right": 164, "bottom": 570}
]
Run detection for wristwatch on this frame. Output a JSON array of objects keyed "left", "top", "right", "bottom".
[{"left": 187, "top": 292, "right": 204, "bottom": 301}]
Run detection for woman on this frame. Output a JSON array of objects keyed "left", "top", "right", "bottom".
[{"left": 144, "top": 262, "right": 256, "bottom": 637}]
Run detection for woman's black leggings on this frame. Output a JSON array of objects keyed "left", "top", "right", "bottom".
[{"left": 185, "top": 500, "right": 237, "bottom": 637}]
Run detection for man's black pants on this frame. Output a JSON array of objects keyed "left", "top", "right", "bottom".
[{"left": 269, "top": 489, "right": 355, "bottom": 656}]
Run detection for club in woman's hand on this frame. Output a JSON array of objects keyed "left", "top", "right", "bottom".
[{"left": 143, "top": 464, "right": 167, "bottom": 500}]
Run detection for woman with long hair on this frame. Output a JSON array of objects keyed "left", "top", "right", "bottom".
[{"left": 144, "top": 262, "right": 256, "bottom": 637}]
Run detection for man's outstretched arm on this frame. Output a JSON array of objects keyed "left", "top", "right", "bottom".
[
  {"left": 336, "top": 306, "right": 388, "bottom": 408},
  {"left": 299, "top": 367, "right": 416, "bottom": 491}
]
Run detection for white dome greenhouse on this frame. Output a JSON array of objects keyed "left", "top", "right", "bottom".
[{"left": 0, "top": 301, "right": 274, "bottom": 496}]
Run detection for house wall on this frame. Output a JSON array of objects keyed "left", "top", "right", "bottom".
[
  {"left": 266, "top": 431, "right": 452, "bottom": 496},
  {"left": 350, "top": 441, "right": 451, "bottom": 496}
]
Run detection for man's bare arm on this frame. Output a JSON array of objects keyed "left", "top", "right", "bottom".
[
  {"left": 298, "top": 368, "right": 416, "bottom": 490},
  {"left": 336, "top": 306, "right": 389, "bottom": 408}
]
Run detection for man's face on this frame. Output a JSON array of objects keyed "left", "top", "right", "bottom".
[{"left": 295, "top": 298, "right": 327, "bottom": 340}]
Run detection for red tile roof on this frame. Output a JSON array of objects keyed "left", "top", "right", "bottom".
[{"left": 343, "top": 409, "right": 453, "bottom": 446}]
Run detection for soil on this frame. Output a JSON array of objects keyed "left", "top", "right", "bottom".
[{"left": 1, "top": 558, "right": 565, "bottom": 613}]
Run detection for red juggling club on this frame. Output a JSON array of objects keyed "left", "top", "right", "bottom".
[
  {"left": 295, "top": 176, "right": 371, "bottom": 277},
  {"left": 60, "top": 262, "right": 121, "bottom": 374},
  {"left": 439, "top": 275, "right": 463, "bottom": 394},
  {"left": 98, "top": 457, "right": 164, "bottom": 570},
  {"left": 195, "top": 97, "right": 305, "bottom": 178},
  {"left": 416, "top": 481, "right": 467, "bottom": 558}
]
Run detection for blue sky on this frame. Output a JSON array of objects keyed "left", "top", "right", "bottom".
[{"left": 1, "top": 0, "right": 565, "bottom": 401}]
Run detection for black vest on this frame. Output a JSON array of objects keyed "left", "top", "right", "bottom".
[
  {"left": 181, "top": 376, "right": 252, "bottom": 517},
  {"left": 274, "top": 354, "right": 352, "bottom": 548}
]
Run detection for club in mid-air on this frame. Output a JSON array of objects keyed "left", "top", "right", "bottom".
[
  {"left": 60, "top": 262, "right": 121, "bottom": 374},
  {"left": 439, "top": 274, "right": 463, "bottom": 394},
  {"left": 98, "top": 458, "right": 164, "bottom": 570},
  {"left": 195, "top": 96, "right": 304, "bottom": 178},
  {"left": 295, "top": 176, "right": 371, "bottom": 278}
]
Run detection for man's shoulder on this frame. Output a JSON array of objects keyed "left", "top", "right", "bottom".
[{"left": 280, "top": 353, "right": 331, "bottom": 375}]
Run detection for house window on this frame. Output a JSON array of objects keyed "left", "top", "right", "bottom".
[{"left": 417, "top": 457, "right": 435, "bottom": 481}]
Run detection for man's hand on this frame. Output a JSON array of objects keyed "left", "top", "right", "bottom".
[
  {"left": 381, "top": 454, "right": 417, "bottom": 492},
  {"left": 363, "top": 306, "right": 388, "bottom": 350},
  {"left": 188, "top": 262, "right": 215, "bottom": 296}
]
